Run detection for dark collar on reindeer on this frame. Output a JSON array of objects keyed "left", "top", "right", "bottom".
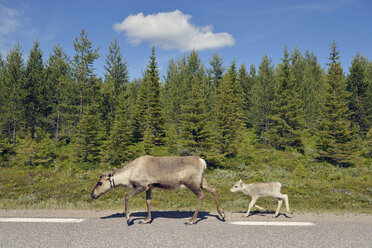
[{"left": 108, "top": 173, "right": 116, "bottom": 189}]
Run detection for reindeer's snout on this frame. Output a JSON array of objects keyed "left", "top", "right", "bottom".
[{"left": 91, "top": 192, "right": 98, "bottom": 199}]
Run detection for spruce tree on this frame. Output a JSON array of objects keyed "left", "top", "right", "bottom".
[
  {"left": 145, "top": 47, "right": 165, "bottom": 147},
  {"left": 207, "top": 52, "right": 224, "bottom": 117},
  {"left": 72, "top": 30, "right": 100, "bottom": 119},
  {"left": 101, "top": 90, "right": 133, "bottom": 165},
  {"left": 302, "top": 51, "right": 324, "bottom": 129},
  {"left": 0, "top": 53, "right": 10, "bottom": 153},
  {"left": 102, "top": 38, "right": 129, "bottom": 133},
  {"left": 23, "top": 39, "right": 44, "bottom": 139},
  {"left": 208, "top": 52, "right": 224, "bottom": 89},
  {"left": 180, "top": 64, "right": 209, "bottom": 154},
  {"left": 163, "top": 57, "right": 186, "bottom": 126},
  {"left": 346, "top": 52, "right": 371, "bottom": 137},
  {"left": 132, "top": 47, "right": 165, "bottom": 152},
  {"left": 263, "top": 47, "right": 304, "bottom": 151},
  {"left": 250, "top": 55, "right": 276, "bottom": 139},
  {"left": 45, "top": 44, "right": 74, "bottom": 141},
  {"left": 315, "top": 41, "right": 356, "bottom": 166},
  {"left": 238, "top": 63, "right": 256, "bottom": 126},
  {"left": 73, "top": 102, "right": 105, "bottom": 163},
  {"left": 215, "top": 61, "right": 245, "bottom": 156},
  {"left": 3, "top": 44, "right": 25, "bottom": 147}
]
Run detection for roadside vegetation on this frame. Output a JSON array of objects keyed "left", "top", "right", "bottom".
[
  {"left": 0, "top": 32, "right": 371, "bottom": 213},
  {"left": 1, "top": 135, "right": 370, "bottom": 213}
]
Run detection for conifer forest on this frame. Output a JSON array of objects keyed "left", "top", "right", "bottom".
[{"left": 0, "top": 30, "right": 371, "bottom": 170}]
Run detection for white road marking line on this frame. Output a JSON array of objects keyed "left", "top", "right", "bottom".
[
  {"left": 0, "top": 218, "right": 85, "bottom": 223},
  {"left": 230, "top": 221, "right": 315, "bottom": 226}
]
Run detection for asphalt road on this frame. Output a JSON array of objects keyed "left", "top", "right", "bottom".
[{"left": 0, "top": 210, "right": 371, "bottom": 248}]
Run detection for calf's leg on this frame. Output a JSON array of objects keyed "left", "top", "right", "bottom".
[
  {"left": 245, "top": 196, "right": 259, "bottom": 217},
  {"left": 283, "top": 194, "right": 292, "bottom": 214},
  {"left": 274, "top": 198, "right": 283, "bottom": 217}
]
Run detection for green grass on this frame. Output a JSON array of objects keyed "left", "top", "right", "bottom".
[{"left": 1, "top": 148, "right": 371, "bottom": 214}]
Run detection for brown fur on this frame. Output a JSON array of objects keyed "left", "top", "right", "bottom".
[{"left": 91, "top": 156, "right": 225, "bottom": 224}]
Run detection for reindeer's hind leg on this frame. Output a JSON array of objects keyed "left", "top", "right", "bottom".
[
  {"left": 185, "top": 184, "right": 205, "bottom": 224},
  {"left": 274, "top": 198, "right": 283, "bottom": 217},
  {"left": 202, "top": 179, "right": 225, "bottom": 221},
  {"left": 140, "top": 189, "right": 152, "bottom": 224},
  {"left": 283, "top": 194, "right": 293, "bottom": 214}
]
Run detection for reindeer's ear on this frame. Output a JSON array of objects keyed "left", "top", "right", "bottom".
[
  {"left": 239, "top": 179, "right": 243, "bottom": 186},
  {"left": 100, "top": 173, "right": 110, "bottom": 179}
]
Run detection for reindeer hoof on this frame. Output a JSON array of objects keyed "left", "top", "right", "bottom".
[
  {"left": 140, "top": 219, "right": 152, "bottom": 224},
  {"left": 126, "top": 217, "right": 132, "bottom": 225},
  {"left": 185, "top": 218, "right": 197, "bottom": 225},
  {"left": 219, "top": 210, "right": 225, "bottom": 221}
]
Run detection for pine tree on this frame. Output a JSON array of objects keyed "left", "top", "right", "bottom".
[
  {"left": 23, "top": 39, "right": 44, "bottom": 139},
  {"left": 262, "top": 47, "right": 304, "bottom": 151},
  {"left": 346, "top": 52, "right": 371, "bottom": 137},
  {"left": 250, "top": 55, "right": 276, "bottom": 139},
  {"left": 215, "top": 61, "right": 245, "bottom": 156},
  {"left": 315, "top": 41, "right": 356, "bottom": 166}
]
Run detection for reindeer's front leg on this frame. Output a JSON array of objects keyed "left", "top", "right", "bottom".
[
  {"left": 125, "top": 187, "right": 146, "bottom": 224},
  {"left": 245, "top": 196, "right": 258, "bottom": 217}
]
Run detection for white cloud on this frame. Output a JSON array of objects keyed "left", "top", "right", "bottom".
[
  {"left": 113, "top": 10, "right": 235, "bottom": 51},
  {"left": 0, "top": 4, "right": 31, "bottom": 54},
  {"left": 0, "top": 6, "right": 23, "bottom": 35}
]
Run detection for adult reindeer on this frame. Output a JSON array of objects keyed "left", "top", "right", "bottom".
[{"left": 91, "top": 155, "right": 225, "bottom": 225}]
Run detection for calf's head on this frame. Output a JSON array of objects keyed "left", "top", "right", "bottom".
[
  {"left": 91, "top": 172, "right": 114, "bottom": 199},
  {"left": 230, "top": 179, "right": 244, "bottom": 193}
]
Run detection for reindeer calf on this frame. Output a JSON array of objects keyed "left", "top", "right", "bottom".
[{"left": 230, "top": 179, "right": 292, "bottom": 217}]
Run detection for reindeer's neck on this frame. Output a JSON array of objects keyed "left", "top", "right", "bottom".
[
  {"left": 241, "top": 184, "right": 252, "bottom": 196},
  {"left": 112, "top": 168, "right": 131, "bottom": 188}
]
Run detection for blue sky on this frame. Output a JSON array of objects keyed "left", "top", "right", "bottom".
[{"left": 0, "top": 0, "right": 371, "bottom": 80}]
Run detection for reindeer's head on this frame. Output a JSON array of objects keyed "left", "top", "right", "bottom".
[
  {"left": 91, "top": 172, "right": 115, "bottom": 199},
  {"left": 230, "top": 179, "right": 244, "bottom": 193}
]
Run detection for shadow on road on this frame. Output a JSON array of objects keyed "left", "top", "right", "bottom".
[
  {"left": 100, "top": 211, "right": 222, "bottom": 225},
  {"left": 233, "top": 210, "right": 292, "bottom": 218}
]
